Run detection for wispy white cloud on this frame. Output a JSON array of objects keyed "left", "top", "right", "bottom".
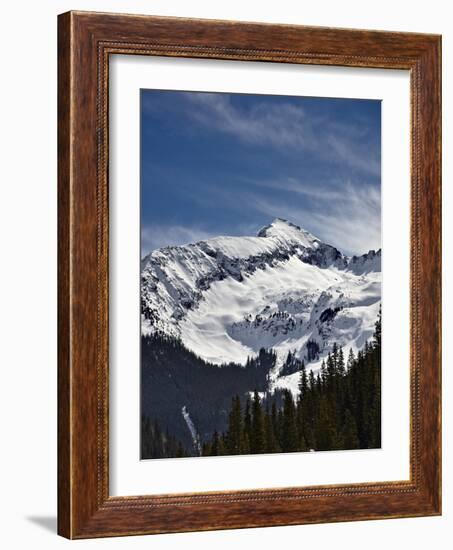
[
  {"left": 141, "top": 180, "right": 380, "bottom": 256},
  {"left": 244, "top": 176, "right": 344, "bottom": 200},
  {"left": 185, "top": 93, "right": 315, "bottom": 150},
  {"left": 183, "top": 93, "right": 380, "bottom": 177},
  {"left": 248, "top": 180, "right": 381, "bottom": 255},
  {"left": 327, "top": 134, "right": 380, "bottom": 178},
  {"left": 141, "top": 224, "right": 217, "bottom": 256},
  {"left": 187, "top": 176, "right": 380, "bottom": 255},
  {"left": 141, "top": 91, "right": 381, "bottom": 256}
]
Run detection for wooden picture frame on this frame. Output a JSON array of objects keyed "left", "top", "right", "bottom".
[{"left": 58, "top": 10, "right": 441, "bottom": 539}]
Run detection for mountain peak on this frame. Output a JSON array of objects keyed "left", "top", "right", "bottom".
[
  {"left": 257, "top": 218, "right": 296, "bottom": 235},
  {"left": 257, "top": 218, "right": 319, "bottom": 247}
]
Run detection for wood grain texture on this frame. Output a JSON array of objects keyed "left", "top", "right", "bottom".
[
  {"left": 57, "top": 11, "right": 71, "bottom": 538},
  {"left": 57, "top": 10, "right": 442, "bottom": 539}
]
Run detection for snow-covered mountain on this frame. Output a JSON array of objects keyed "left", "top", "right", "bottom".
[{"left": 141, "top": 218, "right": 381, "bottom": 392}]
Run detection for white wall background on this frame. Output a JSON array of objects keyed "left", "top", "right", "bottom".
[{"left": 0, "top": 1, "right": 450, "bottom": 548}]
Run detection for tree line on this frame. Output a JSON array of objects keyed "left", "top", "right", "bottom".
[
  {"left": 141, "top": 333, "right": 275, "bottom": 458},
  {"left": 141, "top": 415, "right": 189, "bottom": 459},
  {"left": 202, "top": 310, "right": 381, "bottom": 456}
]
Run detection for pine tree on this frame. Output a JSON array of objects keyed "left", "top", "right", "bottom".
[
  {"left": 341, "top": 409, "right": 359, "bottom": 449},
  {"left": 326, "top": 352, "right": 336, "bottom": 391},
  {"left": 335, "top": 347, "right": 346, "bottom": 431},
  {"left": 298, "top": 360, "right": 308, "bottom": 397},
  {"left": 309, "top": 369, "right": 316, "bottom": 393},
  {"left": 281, "top": 390, "right": 298, "bottom": 452},
  {"left": 264, "top": 401, "right": 279, "bottom": 453},
  {"left": 251, "top": 390, "right": 265, "bottom": 453},
  {"left": 244, "top": 396, "right": 252, "bottom": 451},
  {"left": 226, "top": 395, "right": 244, "bottom": 454},
  {"left": 315, "top": 397, "right": 335, "bottom": 451},
  {"left": 337, "top": 348, "right": 345, "bottom": 377},
  {"left": 303, "top": 371, "right": 317, "bottom": 450},
  {"left": 211, "top": 430, "right": 220, "bottom": 455},
  {"left": 332, "top": 343, "right": 339, "bottom": 371},
  {"left": 320, "top": 360, "right": 327, "bottom": 387},
  {"left": 271, "top": 400, "right": 280, "bottom": 449},
  {"left": 374, "top": 306, "right": 382, "bottom": 348}
]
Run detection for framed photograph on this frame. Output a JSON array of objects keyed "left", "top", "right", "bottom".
[{"left": 58, "top": 11, "right": 441, "bottom": 539}]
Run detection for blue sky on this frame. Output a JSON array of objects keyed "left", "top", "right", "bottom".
[{"left": 141, "top": 90, "right": 381, "bottom": 257}]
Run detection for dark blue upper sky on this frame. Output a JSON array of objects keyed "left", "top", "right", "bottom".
[{"left": 141, "top": 89, "right": 381, "bottom": 257}]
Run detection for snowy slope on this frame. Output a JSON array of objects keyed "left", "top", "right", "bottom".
[{"left": 141, "top": 218, "right": 381, "bottom": 392}]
